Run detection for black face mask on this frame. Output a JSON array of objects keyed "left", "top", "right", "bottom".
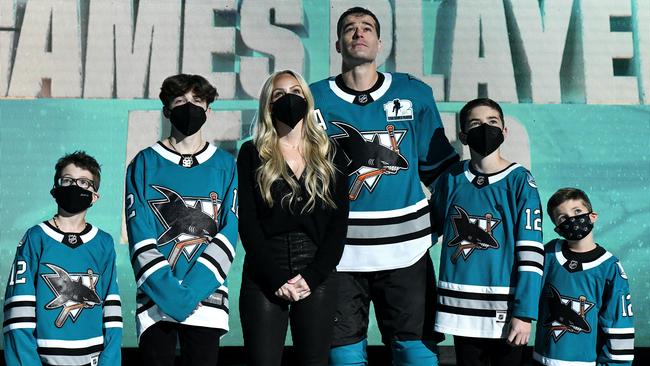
[
  {"left": 465, "top": 124, "right": 504, "bottom": 156},
  {"left": 271, "top": 93, "right": 307, "bottom": 129},
  {"left": 51, "top": 185, "right": 93, "bottom": 214},
  {"left": 554, "top": 212, "right": 594, "bottom": 241},
  {"left": 169, "top": 102, "right": 207, "bottom": 136}
]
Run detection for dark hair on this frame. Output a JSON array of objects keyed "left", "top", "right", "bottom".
[
  {"left": 458, "top": 98, "right": 504, "bottom": 132},
  {"left": 336, "top": 7, "right": 380, "bottom": 39},
  {"left": 54, "top": 151, "right": 102, "bottom": 190},
  {"left": 159, "top": 74, "right": 218, "bottom": 109},
  {"left": 547, "top": 187, "right": 593, "bottom": 223}
]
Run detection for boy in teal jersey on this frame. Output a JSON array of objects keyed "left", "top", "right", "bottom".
[
  {"left": 431, "top": 98, "right": 544, "bottom": 366},
  {"left": 533, "top": 188, "right": 634, "bottom": 365},
  {"left": 4, "top": 151, "right": 122, "bottom": 366},
  {"left": 125, "top": 74, "right": 238, "bottom": 365}
]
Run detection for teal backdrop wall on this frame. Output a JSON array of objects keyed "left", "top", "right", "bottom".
[{"left": 0, "top": 0, "right": 649, "bottom": 349}]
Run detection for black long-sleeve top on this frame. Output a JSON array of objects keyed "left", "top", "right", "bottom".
[{"left": 237, "top": 140, "right": 350, "bottom": 292}]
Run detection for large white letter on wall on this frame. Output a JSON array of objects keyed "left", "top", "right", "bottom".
[
  {"left": 508, "top": 0, "right": 572, "bottom": 103},
  {"left": 183, "top": 0, "right": 237, "bottom": 99},
  {"left": 582, "top": 0, "right": 638, "bottom": 104},
  {"left": 239, "top": 0, "right": 305, "bottom": 98},
  {"left": 448, "top": 0, "right": 517, "bottom": 102},
  {"left": 8, "top": 0, "right": 81, "bottom": 97}
]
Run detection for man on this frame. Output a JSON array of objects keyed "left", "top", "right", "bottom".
[{"left": 310, "top": 7, "right": 459, "bottom": 366}]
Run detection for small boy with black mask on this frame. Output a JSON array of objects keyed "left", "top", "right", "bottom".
[
  {"left": 3, "top": 151, "right": 122, "bottom": 366},
  {"left": 533, "top": 187, "right": 634, "bottom": 365}
]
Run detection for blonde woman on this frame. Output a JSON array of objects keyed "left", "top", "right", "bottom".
[{"left": 237, "top": 70, "right": 349, "bottom": 366}]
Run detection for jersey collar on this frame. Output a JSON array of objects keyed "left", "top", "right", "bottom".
[
  {"left": 39, "top": 221, "right": 98, "bottom": 247},
  {"left": 152, "top": 141, "right": 217, "bottom": 167},
  {"left": 463, "top": 161, "right": 520, "bottom": 187},
  {"left": 328, "top": 72, "right": 392, "bottom": 104},
  {"left": 554, "top": 239, "right": 612, "bottom": 272}
]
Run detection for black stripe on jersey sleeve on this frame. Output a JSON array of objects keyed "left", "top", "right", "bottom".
[
  {"left": 515, "top": 245, "right": 545, "bottom": 256},
  {"left": 438, "top": 288, "right": 513, "bottom": 301},
  {"left": 131, "top": 243, "right": 158, "bottom": 264},
  {"left": 135, "top": 256, "right": 166, "bottom": 282},
  {"left": 135, "top": 300, "right": 156, "bottom": 315},
  {"left": 199, "top": 301, "right": 230, "bottom": 313},
  {"left": 3, "top": 316, "right": 36, "bottom": 326},
  {"left": 199, "top": 252, "right": 227, "bottom": 280},
  {"left": 215, "top": 289, "right": 229, "bottom": 298},
  {"left": 103, "top": 316, "right": 123, "bottom": 323},
  {"left": 4, "top": 301, "right": 36, "bottom": 310},
  {"left": 38, "top": 344, "right": 104, "bottom": 355},
  {"left": 517, "top": 260, "right": 544, "bottom": 271},
  {"left": 606, "top": 348, "right": 635, "bottom": 356},
  {"left": 437, "top": 304, "right": 497, "bottom": 318},
  {"left": 210, "top": 237, "right": 234, "bottom": 262},
  {"left": 606, "top": 333, "right": 635, "bottom": 339},
  {"left": 348, "top": 205, "right": 429, "bottom": 226},
  {"left": 103, "top": 300, "right": 121, "bottom": 307},
  {"left": 347, "top": 227, "right": 431, "bottom": 246}
]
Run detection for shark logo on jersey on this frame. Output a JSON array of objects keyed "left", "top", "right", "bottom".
[
  {"left": 543, "top": 285, "right": 595, "bottom": 341},
  {"left": 330, "top": 122, "right": 408, "bottom": 200},
  {"left": 447, "top": 205, "right": 501, "bottom": 263},
  {"left": 41, "top": 264, "right": 101, "bottom": 328},
  {"left": 148, "top": 185, "right": 221, "bottom": 268}
]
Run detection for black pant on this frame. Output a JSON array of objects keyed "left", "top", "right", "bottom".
[
  {"left": 139, "top": 321, "right": 223, "bottom": 366},
  {"left": 453, "top": 336, "right": 524, "bottom": 366},
  {"left": 331, "top": 253, "right": 438, "bottom": 346},
  {"left": 240, "top": 232, "right": 338, "bottom": 366}
]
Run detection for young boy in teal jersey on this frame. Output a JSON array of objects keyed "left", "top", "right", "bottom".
[
  {"left": 533, "top": 188, "right": 634, "bottom": 365},
  {"left": 431, "top": 98, "right": 544, "bottom": 366},
  {"left": 4, "top": 151, "right": 122, "bottom": 366}
]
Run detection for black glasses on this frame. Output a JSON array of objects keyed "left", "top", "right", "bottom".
[{"left": 57, "top": 177, "right": 96, "bottom": 190}]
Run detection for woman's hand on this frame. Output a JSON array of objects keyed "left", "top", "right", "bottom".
[
  {"left": 274, "top": 283, "right": 301, "bottom": 301},
  {"left": 288, "top": 274, "right": 311, "bottom": 300}
]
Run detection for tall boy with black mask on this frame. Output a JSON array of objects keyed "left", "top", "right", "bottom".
[
  {"left": 4, "top": 151, "right": 122, "bottom": 366},
  {"left": 430, "top": 98, "right": 544, "bottom": 366},
  {"left": 125, "top": 74, "right": 238, "bottom": 365}
]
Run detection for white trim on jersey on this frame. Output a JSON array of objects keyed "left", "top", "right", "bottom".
[
  {"left": 434, "top": 312, "right": 508, "bottom": 339},
  {"left": 39, "top": 353, "right": 102, "bottom": 366},
  {"left": 36, "top": 336, "right": 103, "bottom": 348},
  {"left": 132, "top": 238, "right": 157, "bottom": 252},
  {"left": 463, "top": 163, "right": 522, "bottom": 184},
  {"left": 554, "top": 241, "right": 613, "bottom": 270},
  {"left": 197, "top": 257, "right": 225, "bottom": 283},
  {"left": 136, "top": 300, "right": 229, "bottom": 341},
  {"left": 533, "top": 352, "right": 595, "bottom": 366},
  {"left": 603, "top": 327, "right": 635, "bottom": 334},
  {"left": 603, "top": 347, "right": 634, "bottom": 361},
  {"left": 4, "top": 295, "right": 36, "bottom": 304},
  {"left": 38, "top": 223, "right": 64, "bottom": 242},
  {"left": 152, "top": 142, "right": 180, "bottom": 164},
  {"left": 327, "top": 72, "right": 393, "bottom": 103},
  {"left": 79, "top": 225, "right": 99, "bottom": 242},
  {"left": 215, "top": 233, "right": 236, "bottom": 259},
  {"left": 438, "top": 281, "right": 514, "bottom": 294},
  {"left": 196, "top": 143, "right": 218, "bottom": 164},
  {"left": 336, "top": 235, "right": 430, "bottom": 272},
  {"left": 348, "top": 198, "right": 428, "bottom": 219}
]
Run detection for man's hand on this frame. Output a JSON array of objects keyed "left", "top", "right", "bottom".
[{"left": 506, "top": 317, "right": 531, "bottom": 346}]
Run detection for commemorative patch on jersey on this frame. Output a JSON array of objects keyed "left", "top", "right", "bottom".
[
  {"left": 148, "top": 185, "right": 222, "bottom": 268},
  {"left": 447, "top": 205, "right": 501, "bottom": 263},
  {"left": 41, "top": 264, "right": 101, "bottom": 328},
  {"left": 330, "top": 122, "right": 409, "bottom": 200},
  {"left": 526, "top": 172, "right": 537, "bottom": 188},
  {"left": 543, "top": 285, "right": 595, "bottom": 342},
  {"left": 383, "top": 98, "right": 413, "bottom": 121}
]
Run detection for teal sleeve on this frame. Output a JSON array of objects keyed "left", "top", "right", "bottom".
[
  {"left": 597, "top": 261, "right": 634, "bottom": 365},
  {"left": 511, "top": 172, "right": 544, "bottom": 320},
  {"left": 3, "top": 231, "right": 42, "bottom": 365},
  {"left": 99, "top": 239, "right": 122, "bottom": 365},
  {"left": 125, "top": 154, "right": 199, "bottom": 321}
]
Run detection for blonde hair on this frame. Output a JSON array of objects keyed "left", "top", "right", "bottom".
[{"left": 253, "top": 70, "right": 338, "bottom": 213}]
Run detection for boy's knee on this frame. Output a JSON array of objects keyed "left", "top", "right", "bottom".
[{"left": 329, "top": 339, "right": 368, "bottom": 366}]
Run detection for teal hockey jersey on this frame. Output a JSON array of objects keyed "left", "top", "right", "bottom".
[
  {"left": 533, "top": 239, "right": 634, "bottom": 365},
  {"left": 310, "top": 72, "right": 458, "bottom": 271},
  {"left": 431, "top": 160, "right": 544, "bottom": 338},
  {"left": 3, "top": 222, "right": 122, "bottom": 366},
  {"left": 125, "top": 142, "right": 238, "bottom": 339}
]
